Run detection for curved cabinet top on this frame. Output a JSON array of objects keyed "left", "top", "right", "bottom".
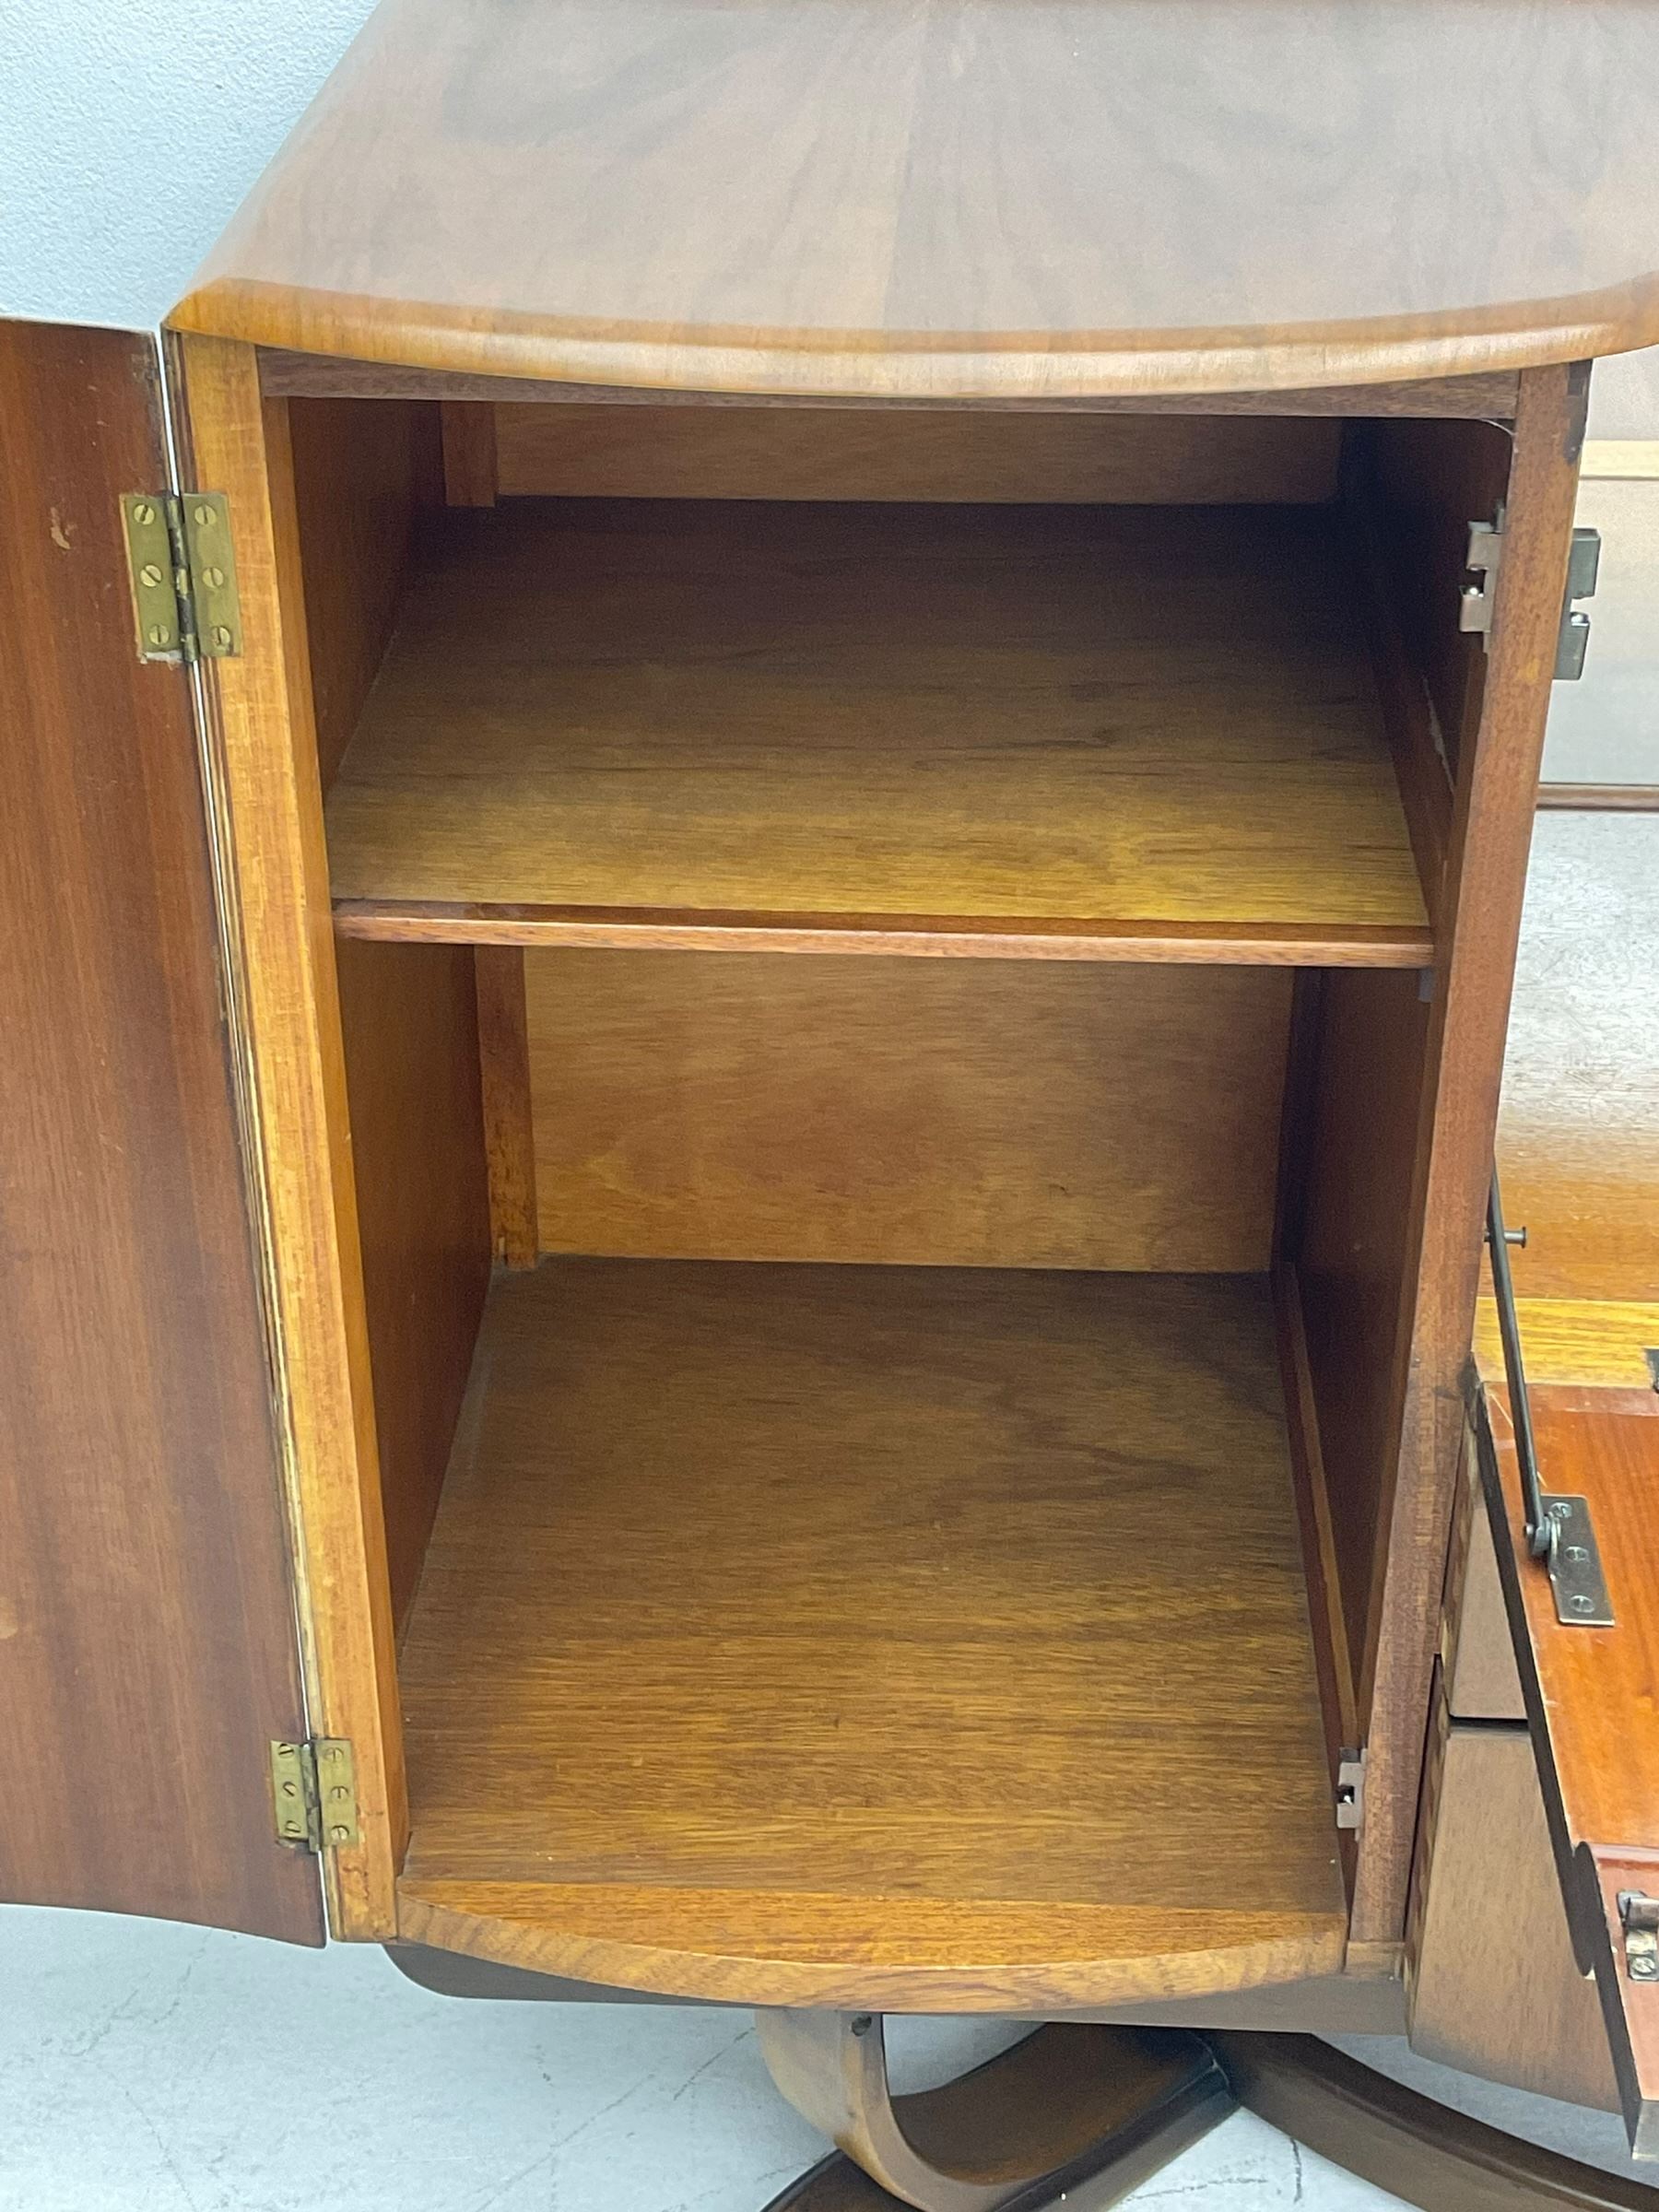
[{"left": 171, "top": 0, "right": 1659, "bottom": 399}]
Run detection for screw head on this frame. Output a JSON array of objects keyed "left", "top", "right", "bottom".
[
  {"left": 1631, "top": 1956, "right": 1658, "bottom": 1981},
  {"left": 328, "top": 1824, "right": 353, "bottom": 1844},
  {"left": 131, "top": 500, "right": 155, "bottom": 526},
  {"left": 1569, "top": 1593, "right": 1595, "bottom": 1614},
  {"left": 138, "top": 561, "right": 163, "bottom": 588},
  {"left": 146, "top": 623, "right": 170, "bottom": 648},
  {"left": 201, "top": 564, "right": 225, "bottom": 589},
  {"left": 194, "top": 502, "right": 215, "bottom": 528},
  {"left": 210, "top": 624, "right": 233, "bottom": 650}
]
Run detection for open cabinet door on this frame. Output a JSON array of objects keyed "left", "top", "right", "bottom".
[
  {"left": 0, "top": 319, "right": 324, "bottom": 1944},
  {"left": 1459, "top": 801, "right": 1659, "bottom": 2151},
  {"left": 1477, "top": 1379, "right": 1659, "bottom": 2156}
]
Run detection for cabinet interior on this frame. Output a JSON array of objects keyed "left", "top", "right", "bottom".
[{"left": 286, "top": 390, "right": 1512, "bottom": 2002}]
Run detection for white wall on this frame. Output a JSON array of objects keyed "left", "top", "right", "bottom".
[{"left": 0, "top": 0, "right": 376, "bottom": 328}]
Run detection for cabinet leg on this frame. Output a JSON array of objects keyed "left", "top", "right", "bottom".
[
  {"left": 754, "top": 2012, "right": 1233, "bottom": 2212},
  {"left": 1209, "top": 2031, "right": 1659, "bottom": 2210}
]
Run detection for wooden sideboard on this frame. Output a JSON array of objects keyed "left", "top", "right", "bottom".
[{"left": 5, "top": 4, "right": 1659, "bottom": 2200}]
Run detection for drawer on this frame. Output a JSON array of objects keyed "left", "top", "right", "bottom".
[
  {"left": 1469, "top": 1372, "right": 1659, "bottom": 2154},
  {"left": 1406, "top": 1676, "right": 1617, "bottom": 2112}
]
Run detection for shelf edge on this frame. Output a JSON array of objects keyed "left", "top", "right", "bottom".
[
  {"left": 394, "top": 1879, "right": 1349, "bottom": 2011},
  {"left": 332, "top": 902, "right": 1435, "bottom": 967}
]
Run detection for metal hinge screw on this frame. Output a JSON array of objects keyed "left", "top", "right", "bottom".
[{"left": 1619, "top": 1893, "right": 1659, "bottom": 1980}]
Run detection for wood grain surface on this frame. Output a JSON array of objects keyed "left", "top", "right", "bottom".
[
  {"left": 1487, "top": 1386, "right": 1659, "bottom": 1888},
  {"left": 440, "top": 401, "right": 497, "bottom": 506},
  {"left": 1214, "top": 2030, "right": 1656, "bottom": 2211},
  {"left": 394, "top": 1884, "right": 1345, "bottom": 2012},
  {"left": 1366, "top": 417, "right": 1512, "bottom": 792},
  {"left": 475, "top": 947, "right": 540, "bottom": 1269},
  {"left": 1274, "top": 1265, "right": 1359, "bottom": 1855},
  {"left": 1537, "top": 785, "right": 1659, "bottom": 814},
  {"left": 333, "top": 906, "right": 1433, "bottom": 966},
  {"left": 1347, "top": 362, "right": 1587, "bottom": 1947},
  {"left": 287, "top": 394, "right": 437, "bottom": 787},
  {"left": 0, "top": 321, "right": 320, "bottom": 1942},
  {"left": 324, "top": 500, "right": 1428, "bottom": 953},
  {"left": 1475, "top": 1299, "right": 1659, "bottom": 1392},
  {"left": 1483, "top": 1385, "right": 1659, "bottom": 2147},
  {"left": 1407, "top": 1694, "right": 1617, "bottom": 2111},
  {"left": 173, "top": 335, "right": 407, "bottom": 1936},
  {"left": 1296, "top": 966, "right": 1432, "bottom": 1717},
  {"left": 262, "top": 353, "right": 1524, "bottom": 417},
  {"left": 335, "top": 938, "right": 492, "bottom": 1629},
  {"left": 524, "top": 952, "right": 1291, "bottom": 1270},
  {"left": 170, "top": 0, "right": 1659, "bottom": 396},
  {"left": 491, "top": 404, "right": 1342, "bottom": 501},
  {"left": 394, "top": 1260, "right": 1346, "bottom": 2005}
]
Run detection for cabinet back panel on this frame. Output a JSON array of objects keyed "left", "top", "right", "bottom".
[
  {"left": 525, "top": 951, "right": 1291, "bottom": 1269},
  {"left": 492, "top": 403, "right": 1341, "bottom": 504}
]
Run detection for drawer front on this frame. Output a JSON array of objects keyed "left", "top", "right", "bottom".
[
  {"left": 1473, "top": 1378, "right": 1659, "bottom": 2156},
  {"left": 1440, "top": 1423, "right": 1524, "bottom": 1721},
  {"left": 1406, "top": 1679, "right": 1617, "bottom": 2112}
]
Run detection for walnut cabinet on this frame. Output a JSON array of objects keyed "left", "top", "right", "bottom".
[{"left": 5, "top": 0, "right": 1659, "bottom": 2168}]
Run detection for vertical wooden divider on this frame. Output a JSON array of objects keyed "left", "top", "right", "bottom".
[
  {"left": 476, "top": 947, "right": 541, "bottom": 1267},
  {"left": 1349, "top": 360, "right": 1589, "bottom": 1946},
  {"left": 171, "top": 332, "right": 406, "bottom": 1939},
  {"left": 441, "top": 402, "right": 499, "bottom": 505}
]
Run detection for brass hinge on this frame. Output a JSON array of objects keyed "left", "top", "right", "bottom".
[
  {"left": 1459, "top": 510, "right": 1600, "bottom": 679},
  {"left": 121, "top": 490, "right": 242, "bottom": 665},
  {"left": 270, "top": 1737, "right": 360, "bottom": 1853}
]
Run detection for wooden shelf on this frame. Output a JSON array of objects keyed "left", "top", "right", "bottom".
[
  {"left": 327, "top": 500, "right": 1430, "bottom": 965},
  {"left": 394, "top": 1259, "right": 1347, "bottom": 2007}
]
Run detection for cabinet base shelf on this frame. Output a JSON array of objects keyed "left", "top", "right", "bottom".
[
  {"left": 392, "top": 1879, "right": 1345, "bottom": 2012},
  {"left": 394, "top": 1260, "right": 1347, "bottom": 2007}
]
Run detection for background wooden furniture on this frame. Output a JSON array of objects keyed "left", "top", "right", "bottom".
[{"left": 6, "top": 2, "right": 1659, "bottom": 2200}]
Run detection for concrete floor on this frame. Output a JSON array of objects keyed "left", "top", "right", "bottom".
[
  {"left": 2, "top": 1903, "right": 1653, "bottom": 2211},
  {"left": 5, "top": 363, "right": 1655, "bottom": 2212}
]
